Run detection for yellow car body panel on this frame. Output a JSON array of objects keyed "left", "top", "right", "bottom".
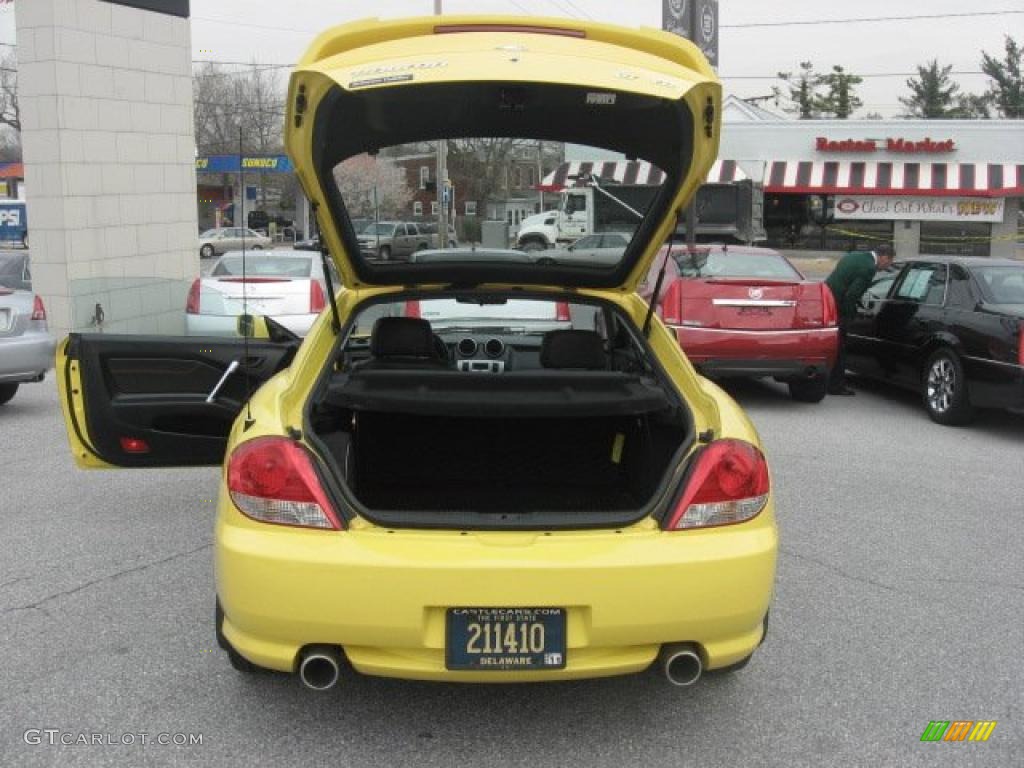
[
  {"left": 215, "top": 286, "right": 776, "bottom": 681},
  {"left": 284, "top": 15, "right": 721, "bottom": 291},
  {"left": 56, "top": 337, "right": 116, "bottom": 470}
]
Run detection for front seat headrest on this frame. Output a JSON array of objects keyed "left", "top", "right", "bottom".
[
  {"left": 370, "top": 317, "right": 436, "bottom": 359},
  {"left": 540, "top": 330, "right": 607, "bottom": 370}
]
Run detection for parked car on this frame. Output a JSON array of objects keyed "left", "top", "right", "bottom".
[
  {"left": 358, "top": 221, "right": 433, "bottom": 260},
  {"left": 417, "top": 221, "right": 459, "bottom": 248},
  {"left": 534, "top": 231, "right": 632, "bottom": 266},
  {"left": 293, "top": 235, "right": 322, "bottom": 252},
  {"left": 185, "top": 250, "right": 337, "bottom": 337},
  {"left": 199, "top": 228, "right": 271, "bottom": 258},
  {"left": 0, "top": 253, "right": 54, "bottom": 405},
  {"left": 55, "top": 16, "right": 775, "bottom": 688},
  {"left": 654, "top": 244, "right": 839, "bottom": 402},
  {"left": 846, "top": 256, "right": 1024, "bottom": 425},
  {"left": 247, "top": 210, "right": 294, "bottom": 232}
]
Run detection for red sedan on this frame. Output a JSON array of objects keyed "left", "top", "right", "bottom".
[{"left": 652, "top": 245, "right": 839, "bottom": 402}]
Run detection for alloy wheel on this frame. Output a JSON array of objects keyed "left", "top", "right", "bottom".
[{"left": 926, "top": 357, "right": 955, "bottom": 414}]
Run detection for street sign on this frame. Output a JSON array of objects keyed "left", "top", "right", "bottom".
[{"left": 662, "top": 0, "right": 718, "bottom": 68}]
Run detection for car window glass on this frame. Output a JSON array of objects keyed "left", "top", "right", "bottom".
[
  {"left": 212, "top": 256, "right": 313, "bottom": 277},
  {"left": 866, "top": 273, "right": 896, "bottom": 300},
  {"left": 946, "top": 267, "right": 976, "bottom": 308},
  {"left": 895, "top": 267, "right": 937, "bottom": 301},
  {"left": 974, "top": 266, "right": 1024, "bottom": 304},
  {"left": 922, "top": 266, "right": 948, "bottom": 306},
  {"left": 675, "top": 250, "right": 801, "bottom": 279},
  {"left": 575, "top": 235, "right": 600, "bottom": 249}
]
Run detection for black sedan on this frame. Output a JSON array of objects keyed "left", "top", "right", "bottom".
[{"left": 846, "top": 256, "right": 1023, "bottom": 425}]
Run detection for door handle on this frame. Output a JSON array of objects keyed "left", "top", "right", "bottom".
[{"left": 206, "top": 360, "right": 240, "bottom": 404}]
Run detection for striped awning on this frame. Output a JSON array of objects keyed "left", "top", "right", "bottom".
[
  {"left": 765, "top": 160, "right": 1023, "bottom": 198},
  {"left": 537, "top": 160, "right": 746, "bottom": 192}
]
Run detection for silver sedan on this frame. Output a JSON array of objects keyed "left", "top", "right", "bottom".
[
  {"left": 0, "top": 253, "right": 55, "bottom": 405},
  {"left": 198, "top": 228, "right": 272, "bottom": 259}
]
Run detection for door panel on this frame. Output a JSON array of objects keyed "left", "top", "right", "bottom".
[{"left": 60, "top": 334, "right": 297, "bottom": 468}]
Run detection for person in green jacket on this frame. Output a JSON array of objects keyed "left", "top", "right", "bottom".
[{"left": 824, "top": 242, "right": 894, "bottom": 395}]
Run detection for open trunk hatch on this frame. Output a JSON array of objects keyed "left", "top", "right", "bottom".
[{"left": 284, "top": 15, "right": 721, "bottom": 292}]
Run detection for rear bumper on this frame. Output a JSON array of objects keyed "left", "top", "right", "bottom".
[
  {"left": 0, "top": 331, "right": 56, "bottom": 382},
  {"left": 216, "top": 501, "right": 777, "bottom": 682},
  {"left": 185, "top": 313, "right": 318, "bottom": 338},
  {"left": 669, "top": 326, "right": 837, "bottom": 379}
]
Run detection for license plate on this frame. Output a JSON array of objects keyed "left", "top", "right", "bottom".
[{"left": 446, "top": 608, "right": 566, "bottom": 671}]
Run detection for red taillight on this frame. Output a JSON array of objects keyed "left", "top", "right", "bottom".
[
  {"left": 119, "top": 436, "right": 150, "bottom": 454},
  {"left": 821, "top": 283, "right": 838, "bottom": 328},
  {"left": 185, "top": 278, "right": 201, "bottom": 314},
  {"left": 30, "top": 295, "right": 46, "bottom": 321},
  {"left": 660, "top": 280, "right": 682, "bottom": 326},
  {"left": 404, "top": 300, "right": 421, "bottom": 318},
  {"left": 227, "top": 437, "right": 342, "bottom": 530},
  {"left": 556, "top": 301, "right": 571, "bottom": 322},
  {"left": 664, "top": 439, "right": 770, "bottom": 531},
  {"left": 309, "top": 280, "right": 326, "bottom": 313}
]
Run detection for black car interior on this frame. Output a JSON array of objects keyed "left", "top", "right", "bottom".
[{"left": 308, "top": 302, "right": 692, "bottom": 521}]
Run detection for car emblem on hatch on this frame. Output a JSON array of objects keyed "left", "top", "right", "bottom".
[{"left": 748, "top": 287, "right": 764, "bottom": 300}]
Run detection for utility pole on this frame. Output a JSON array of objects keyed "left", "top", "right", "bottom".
[
  {"left": 537, "top": 139, "right": 544, "bottom": 211},
  {"left": 434, "top": 0, "right": 448, "bottom": 248}
]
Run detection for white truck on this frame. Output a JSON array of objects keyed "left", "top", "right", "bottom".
[{"left": 516, "top": 179, "right": 765, "bottom": 251}]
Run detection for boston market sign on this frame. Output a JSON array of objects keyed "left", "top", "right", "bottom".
[{"left": 816, "top": 137, "right": 956, "bottom": 154}]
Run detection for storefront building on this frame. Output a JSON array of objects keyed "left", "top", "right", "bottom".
[{"left": 718, "top": 109, "right": 1023, "bottom": 258}]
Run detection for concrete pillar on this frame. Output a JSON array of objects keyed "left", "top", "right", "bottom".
[
  {"left": 16, "top": 0, "right": 197, "bottom": 336},
  {"left": 892, "top": 220, "right": 920, "bottom": 259},
  {"left": 990, "top": 197, "right": 1019, "bottom": 259}
]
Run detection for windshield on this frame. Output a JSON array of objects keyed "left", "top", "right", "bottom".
[
  {"left": 332, "top": 141, "right": 666, "bottom": 270},
  {"left": 675, "top": 249, "right": 802, "bottom": 279},
  {"left": 974, "top": 266, "right": 1024, "bottom": 304},
  {"left": 212, "top": 255, "right": 313, "bottom": 277}
]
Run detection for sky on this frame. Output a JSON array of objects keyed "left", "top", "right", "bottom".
[{"left": 1, "top": 0, "right": 1020, "bottom": 118}]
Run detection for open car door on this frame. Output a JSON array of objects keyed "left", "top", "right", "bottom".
[{"left": 58, "top": 333, "right": 297, "bottom": 469}]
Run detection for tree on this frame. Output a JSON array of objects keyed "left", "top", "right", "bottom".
[
  {"left": 192, "top": 62, "right": 284, "bottom": 156},
  {"left": 818, "top": 66, "right": 863, "bottom": 119},
  {"left": 0, "top": 51, "right": 18, "bottom": 134},
  {"left": 774, "top": 62, "right": 824, "bottom": 119},
  {"left": 445, "top": 137, "right": 533, "bottom": 213},
  {"left": 980, "top": 35, "right": 1023, "bottom": 118},
  {"left": 900, "top": 60, "right": 965, "bottom": 118},
  {"left": 332, "top": 154, "right": 413, "bottom": 219}
]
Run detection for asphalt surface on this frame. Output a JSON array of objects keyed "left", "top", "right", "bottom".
[{"left": 1, "top": 375, "right": 1022, "bottom": 768}]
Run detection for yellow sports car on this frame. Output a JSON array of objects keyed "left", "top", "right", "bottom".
[{"left": 57, "top": 16, "right": 776, "bottom": 688}]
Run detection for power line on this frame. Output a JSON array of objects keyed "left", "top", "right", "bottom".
[
  {"left": 722, "top": 9, "right": 1024, "bottom": 29},
  {"left": 562, "top": 1, "right": 593, "bottom": 20}
]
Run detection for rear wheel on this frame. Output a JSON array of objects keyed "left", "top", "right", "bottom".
[
  {"left": 249, "top": 244, "right": 263, "bottom": 251},
  {"left": 200, "top": 244, "right": 214, "bottom": 258},
  {"left": 923, "top": 349, "right": 974, "bottom": 425},
  {"left": 788, "top": 378, "right": 827, "bottom": 403},
  {"left": 0, "top": 382, "right": 19, "bottom": 405}
]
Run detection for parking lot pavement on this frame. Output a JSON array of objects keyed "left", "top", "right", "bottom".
[{"left": 1, "top": 377, "right": 1021, "bottom": 767}]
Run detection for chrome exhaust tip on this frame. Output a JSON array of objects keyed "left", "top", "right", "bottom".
[
  {"left": 298, "top": 646, "right": 341, "bottom": 691},
  {"left": 658, "top": 643, "right": 703, "bottom": 687}
]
